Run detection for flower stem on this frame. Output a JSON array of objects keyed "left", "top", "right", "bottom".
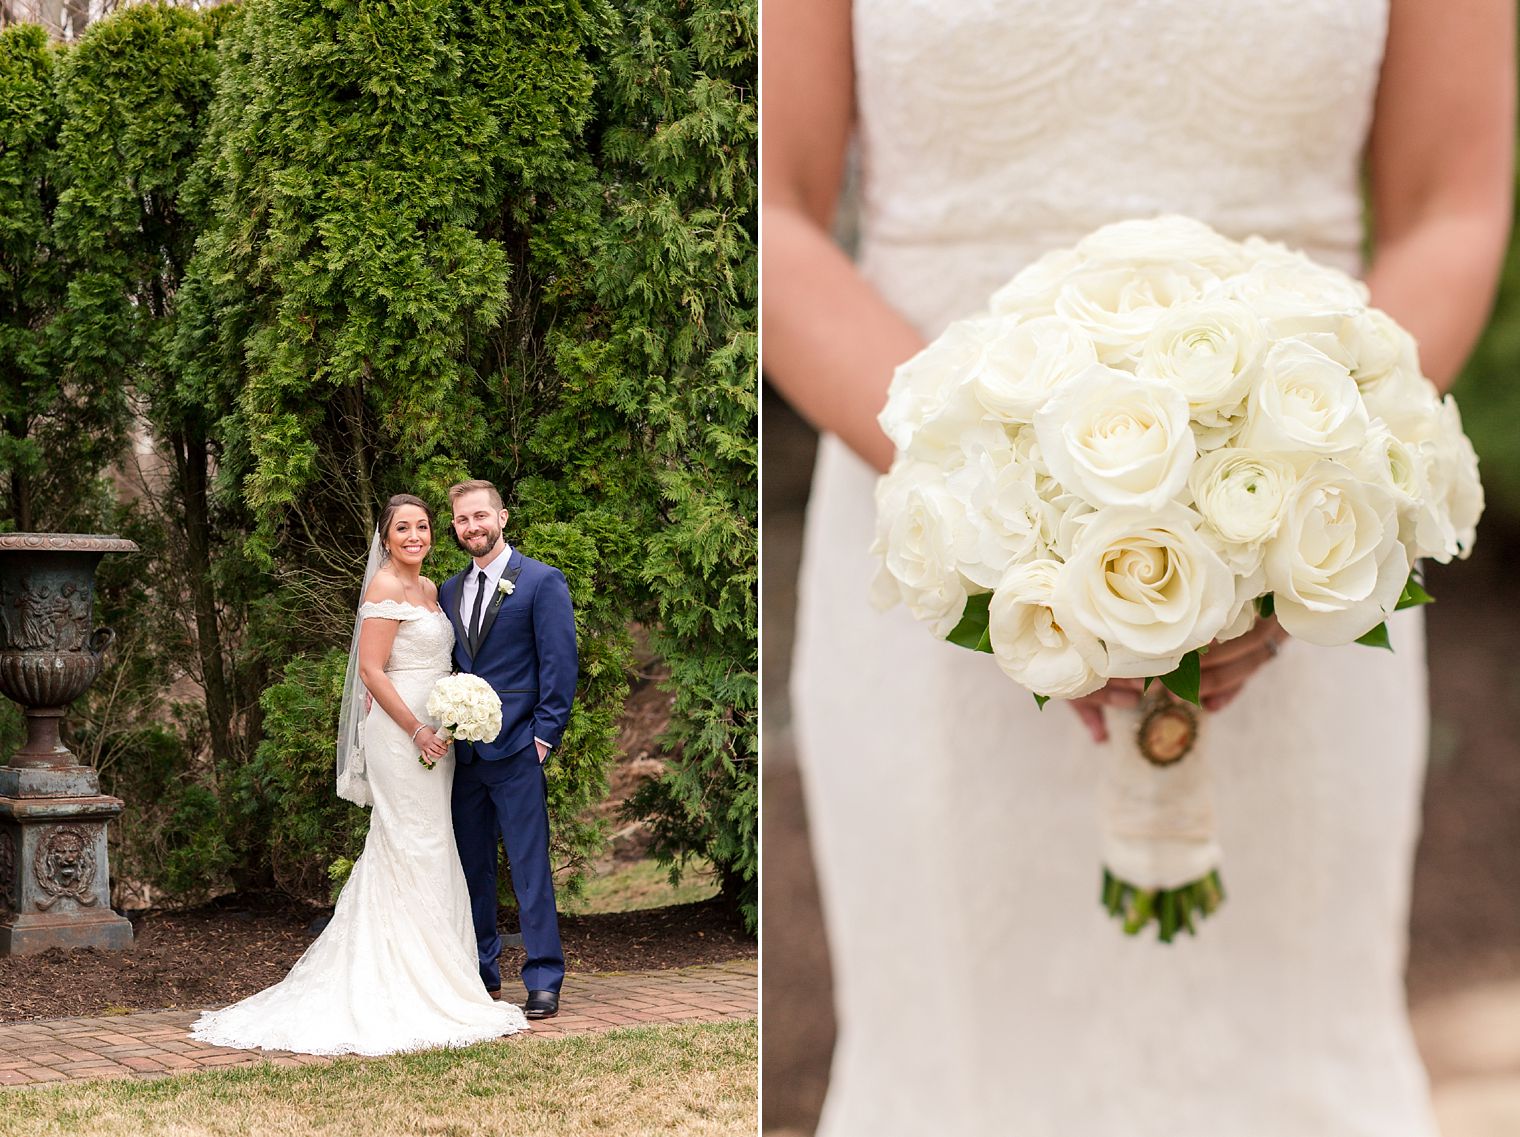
[{"left": 1100, "top": 868, "right": 1225, "bottom": 942}]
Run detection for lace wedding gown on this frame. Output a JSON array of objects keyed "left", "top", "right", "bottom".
[
  {"left": 191, "top": 601, "right": 528, "bottom": 1054},
  {"left": 792, "top": 2, "right": 1438, "bottom": 1134}
]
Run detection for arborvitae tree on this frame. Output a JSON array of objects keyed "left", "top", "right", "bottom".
[
  {"left": 49, "top": 3, "right": 254, "bottom": 898},
  {"left": 589, "top": 0, "right": 758, "bottom": 928},
  {"left": 4, "top": 1, "right": 759, "bottom": 921},
  {"left": 186, "top": 0, "right": 625, "bottom": 896},
  {"left": 0, "top": 23, "right": 96, "bottom": 531}
]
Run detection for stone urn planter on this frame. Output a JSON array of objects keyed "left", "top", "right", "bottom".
[{"left": 0, "top": 534, "right": 137, "bottom": 955}]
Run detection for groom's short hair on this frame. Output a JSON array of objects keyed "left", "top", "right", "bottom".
[{"left": 448, "top": 479, "right": 505, "bottom": 512}]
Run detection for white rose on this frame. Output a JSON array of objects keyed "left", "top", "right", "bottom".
[
  {"left": 1423, "top": 395, "right": 1483, "bottom": 562},
  {"left": 1188, "top": 448, "right": 1299, "bottom": 567},
  {"left": 1073, "top": 215, "right": 1248, "bottom": 275},
  {"left": 1349, "top": 308, "right": 1421, "bottom": 392},
  {"left": 870, "top": 461, "right": 970, "bottom": 636},
  {"left": 1055, "top": 263, "right": 1217, "bottom": 364},
  {"left": 1034, "top": 366, "right": 1195, "bottom": 510},
  {"left": 1240, "top": 339, "right": 1369, "bottom": 456},
  {"left": 987, "top": 559, "right": 1108, "bottom": 698},
  {"left": 878, "top": 318, "right": 992, "bottom": 453},
  {"left": 1363, "top": 365, "right": 1443, "bottom": 446},
  {"left": 944, "top": 452, "right": 1059, "bottom": 589},
  {"left": 971, "top": 315, "right": 1099, "bottom": 422},
  {"left": 988, "top": 246, "right": 1084, "bottom": 317},
  {"left": 1228, "top": 244, "right": 1370, "bottom": 317},
  {"left": 1263, "top": 460, "right": 1409, "bottom": 645},
  {"left": 1136, "top": 298, "right": 1266, "bottom": 427},
  {"left": 1054, "top": 501, "right": 1236, "bottom": 676}
]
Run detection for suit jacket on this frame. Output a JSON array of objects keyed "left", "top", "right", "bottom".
[{"left": 440, "top": 549, "right": 578, "bottom": 760}]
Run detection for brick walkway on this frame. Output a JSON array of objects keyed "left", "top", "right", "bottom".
[{"left": 0, "top": 958, "right": 756, "bottom": 1087}]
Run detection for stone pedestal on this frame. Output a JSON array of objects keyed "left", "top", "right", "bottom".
[
  {"left": 0, "top": 763, "right": 132, "bottom": 954},
  {"left": 0, "top": 534, "right": 138, "bottom": 955}
]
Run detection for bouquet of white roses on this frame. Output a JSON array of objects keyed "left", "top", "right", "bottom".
[
  {"left": 872, "top": 215, "right": 1482, "bottom": 941},
  {"left": 419, "top": 674, "right": 502, "bottom": 769}
]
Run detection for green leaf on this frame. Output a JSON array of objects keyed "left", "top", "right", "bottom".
[
  {"left": 1033, "top": 693, "right": 1049, "bottom": 710},
  {"left": 945, "top": 593, "right": 994, "bottom": 653},
  {"left": 1158, "top": 650, "right": 1203, "bottom": 706},
  {"left": 1355, "top": 621, "right": 1393, "bottom": 650},
  {"left": 1255, "top": 593, "right": 1275, "bottom": 619},
  {"left": 1395, "top": 572, "right": 1435, "bottom": 610}
]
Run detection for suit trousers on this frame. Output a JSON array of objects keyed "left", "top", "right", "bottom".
[{"left": 451, "top": 742, "right": 565, "bottom": 994}]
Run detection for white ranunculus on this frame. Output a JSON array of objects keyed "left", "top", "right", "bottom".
[
  {"left": 1188, "top": 448, "right": 1299, "bottom": 557},
  {"left": 1034, "top": 366, "right": 1195, "bottom": 510},
  {"left": 1137, "top": 298, "right": 1266, "bottom": 426},
  {"left": 878, "top": 317, "right": 993, "bottom": 452},
  {"left": 987, "top": 560, "right": 1108, "bottom": 698},
  {"left": 1350, "top": 424, "right": 1442, "bottom": 553},
  {"left": 869, "top": 461, "right": 970, "bottom": 636},
  {"left": 1054, "top": 501, "right": 1235, "bottom": 675},
  {"left": 1240, "top": 339, "right": 1369, "bottom": 456},
  {"left": 1056, "top": 263, "right": 1218, "bottom": 364},
  {"left": 972, "top": 315, "right": 1098, "bottom": 422},
  {"left": 1263, "top": 460, "right": 1409, "bottom": 644},
  {"left": 945, "top": 452, "right": 1058, "bottom": 589}
]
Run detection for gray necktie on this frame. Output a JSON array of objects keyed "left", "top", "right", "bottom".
[{"left": 468, "top": 571, "right": 488, "bottom": 648}]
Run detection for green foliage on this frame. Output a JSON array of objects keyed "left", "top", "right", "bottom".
[
  {"left": 241, "top": 650, "right": 371, "bottom": 897},
  {"left": 0, "top": 24, "right": 73, "bottom": 532},
  {"left": 586, "top": 0, "right": 758, "bottom": 929},
  {"left": 8, "top": 1, "right": 758, "bottom": 926}
]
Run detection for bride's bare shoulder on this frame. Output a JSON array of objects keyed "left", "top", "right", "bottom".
[{"left": 362, "top": 571, "right": 407, "bottom": 606}]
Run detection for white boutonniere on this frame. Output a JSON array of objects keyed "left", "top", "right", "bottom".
[{"left": 498, "top": 578, "right": 515, "bottom": 597}]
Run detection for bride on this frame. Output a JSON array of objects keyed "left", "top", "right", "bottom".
[
  {"left": 764, "top": 1, "right": 1512, "bottom": 1133},
  {"left": 191, "top": 494, "right": 528, "bottom": 1054}
]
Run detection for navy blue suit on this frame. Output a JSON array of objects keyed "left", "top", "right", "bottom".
[{"left": 441, "top": 548, "right": 577, "bottom": 996}]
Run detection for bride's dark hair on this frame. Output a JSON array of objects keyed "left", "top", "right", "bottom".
[{"left": 377, "top": 493, "right": 435, "bottom": 559}]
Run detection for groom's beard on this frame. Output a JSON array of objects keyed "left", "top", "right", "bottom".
[{"left": 460, "top": 527, "right": 502, "bottom": 559}]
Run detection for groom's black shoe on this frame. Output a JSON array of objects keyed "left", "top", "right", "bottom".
[{"left": 524, "top": 990, "right": 559, "bottom": 1019}]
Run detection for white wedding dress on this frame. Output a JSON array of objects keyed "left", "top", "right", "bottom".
[
  {"left": 793, "top": 2, "right": 1438, "bottom": 1134},
  {"left": 191, "top": 601, "right": 528, "bottom": 1055}
]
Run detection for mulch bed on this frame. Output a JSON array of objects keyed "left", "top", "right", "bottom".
[{"left": 0, "top": 894, "right": 754, "bottom": 1023}]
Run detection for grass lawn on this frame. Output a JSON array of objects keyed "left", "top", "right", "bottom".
[
  {"left": 0, "top": 1020, "right": 756, "bottom": 1137},
  {"left": 565, "top": 857, "right": 720, "bottom": 915}
]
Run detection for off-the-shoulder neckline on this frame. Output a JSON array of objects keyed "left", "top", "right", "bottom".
[{"left": 361, "top": 598, "right": 445, "bottom": 615}]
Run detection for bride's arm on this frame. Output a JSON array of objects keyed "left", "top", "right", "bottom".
[
  {"left": 357, "top": 578, "right": 448, "bottom": 761},
  {"left": 761, "top": 0, "right": 923, "bottom": 475},
  {"left": 1364, "top": 0, "right": 1515, "bottom": 388}
]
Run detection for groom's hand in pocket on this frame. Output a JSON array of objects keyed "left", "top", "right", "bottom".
[{"left": 535, "top": 740, "right": 549, "bottom": 764}]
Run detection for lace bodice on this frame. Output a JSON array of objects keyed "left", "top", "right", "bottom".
[
  {"left": 853, "top": 0, "right": 1388, "bottom": 338},
  {"left": 359, "top": 600, "right": 453, "bottom": 675}
]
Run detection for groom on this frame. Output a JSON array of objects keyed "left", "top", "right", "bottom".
[{"left": 441, "top": 478, "right": 577, "bottom": 1019}]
